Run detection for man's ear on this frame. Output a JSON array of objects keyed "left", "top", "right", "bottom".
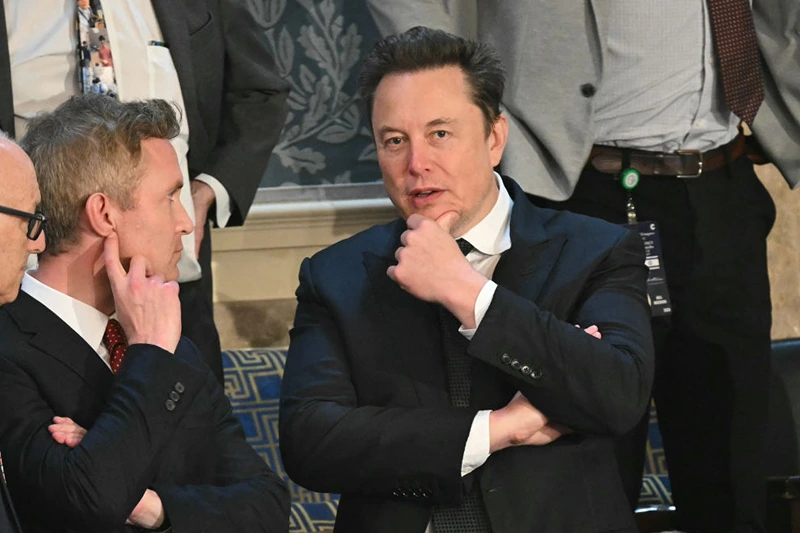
[
  {"left": 84, "top": 192, "right": 117, "bottom": 237},
  {"left": 488, "top": 114, "right": 508, "bottom": 168}
]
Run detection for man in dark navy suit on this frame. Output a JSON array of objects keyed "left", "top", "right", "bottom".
[
  {"left": 280, "top": 27, "right": 655, "bottom": 533},
  {"left": 0, "top": 96, "right": 288, "bottom": 533}
]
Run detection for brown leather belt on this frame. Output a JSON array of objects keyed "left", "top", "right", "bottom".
[{"left": 588, "top": 133, "right": 747, "bottom": 178}]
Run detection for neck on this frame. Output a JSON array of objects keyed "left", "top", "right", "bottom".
[{"left": 33, "top": 240, "right": 114, "bottom": 316}]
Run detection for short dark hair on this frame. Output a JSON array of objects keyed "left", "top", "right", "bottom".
[
  {"left": 21, "top": 94, "right": 180, "bottom": 255},
  {"left": 358, "top": 26, "right": 506, "bottom": 136}
]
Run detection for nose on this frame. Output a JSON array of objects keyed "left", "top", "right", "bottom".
[
  {"left": 406, "top": 139, "right": 433, "bottom": 177},
  {"left": 28, "top": 230, "right": 45, "bottom": 254},
  {"left": 177, "top": 201, "right": 193, "bottom": 236}
]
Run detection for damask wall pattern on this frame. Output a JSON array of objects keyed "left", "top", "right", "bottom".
[{"left": 247, "top": 0, "right": 384, "bottom": 188}]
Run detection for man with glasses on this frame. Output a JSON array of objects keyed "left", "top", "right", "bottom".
[
  {"left": 0, "top": 130, "right": 44, "bottom": 533},
  {"left": 0, "top": 132, "right": 46, "bottom": 307}
]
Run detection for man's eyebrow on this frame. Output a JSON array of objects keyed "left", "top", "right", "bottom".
[
  {"left": 427, "top": 117, "right": 456, "bottom": 128},
  {"left": 376, "top": 118, "right": 457, "bottom": 137},
  {"left": 377, "top": 125, "right": 404, "bottom": 137}
]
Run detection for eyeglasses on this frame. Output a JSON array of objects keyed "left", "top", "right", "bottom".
[{"left": 0, "top": 205, "right": 47, "bottom": 240}]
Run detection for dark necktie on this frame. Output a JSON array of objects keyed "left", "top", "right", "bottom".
[
  {"left": 103, "top": 318, "right": 128, "bottom": 375},
  {"left": 431, "top": 238, "right": 492, "bottom": 533},
  {"left": 707, "top": 0, "right": 764, "bottom": 125}
]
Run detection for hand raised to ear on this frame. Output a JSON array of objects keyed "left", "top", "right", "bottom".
[{"left": 103, "top": 232, "right": 181, "bottom": 353}]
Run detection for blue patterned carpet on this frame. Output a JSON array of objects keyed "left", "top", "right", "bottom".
[{"left": 223, "top": 348, "right": 338, "bottom": 532}]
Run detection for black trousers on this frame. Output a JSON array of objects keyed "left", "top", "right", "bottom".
[
  {"left": 529, "top": 155, "right": 775, "bottom": 533},
  {"left": 178, "top": 225, "right": 224, "bottom": 384}
]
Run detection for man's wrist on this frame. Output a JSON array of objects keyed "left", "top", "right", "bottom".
[{"left": 441, "top": 268, "right": 488, "bottom": 328}]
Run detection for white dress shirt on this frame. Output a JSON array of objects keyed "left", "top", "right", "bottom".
[
  {"left": 424, "top": 172, "right": 513, "bottom": 532},
  {"left": 5, "top": 0, "right": 233, "bottom": 282},
  {"left": 21, "top": 273, "right": 113, "bottom": 369},
  {"left": 593, "top": 0, "right": 741, "bottom": 152}
]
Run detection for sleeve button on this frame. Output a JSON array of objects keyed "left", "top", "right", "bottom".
[
  {"left": 520, "top": 365, "right": 532, "bottom": 375},
  {"left": 174, "top": 382, "right": 185, "bottom": 393},
  {"left": 170, "top": 391, "right": 180, "bottom": 401},
  {"left": 165, "top": 399, "right": 176, "bottom": 411},
  {"left": 510, "top": 359, "right": 521, "bottom": 370},
  {"left": 500, "top": 354, "right": 511, "bottom": 365},
  {"left": 530, "top": 369, "right": 543, "bottom": 380}
]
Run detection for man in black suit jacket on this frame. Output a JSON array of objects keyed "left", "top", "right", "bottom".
[
  {"left": 279, "top": 27, "right": 655, "bottom": 533},
  {"left": 0, "top": 132, "right": 46, "bottom": 533},
  {"left": 0, "top": 95, "right": 289, "bottom": 533},
  {"left": 0, "top": 0, "right": 290, "bottom": 383}
]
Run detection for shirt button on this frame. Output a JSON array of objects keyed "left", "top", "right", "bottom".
[
  {"left": 580, "top": 83, "right": 596, "bottom": 97},
  {"left": 174, "top": 382, "right": 185, "bottom": 393},
  {"left": 165, "top": 399, "right": 176, "bottom": 411}
]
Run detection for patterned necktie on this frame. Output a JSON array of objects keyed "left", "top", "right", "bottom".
[
  {"left": 76, "top": 0, "right": 118, "bottom": 98},
  {"left": 707, "top": 0, "right": 764, "bottom": 125},
  {"left": 103, "top": 319, "right": 128, "bottom": 375},
  {"left": 432, "top": 238, "right": 492, "bottom": 533}
]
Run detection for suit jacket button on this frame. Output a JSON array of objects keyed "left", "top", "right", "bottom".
[
  {"left": 520, "top": 365, "right": 532, "bottom": 375},
  {"left": 530, "top": 369, "right": 543, "bottom": 380},
  {"left": 392, "top": 489, "right": 402, "bottom": 497},
  {"left": 170, "top": 391, "right": 180, "bottom": 402},
  {"left": 510, "top": 359, "right": 521, "bottom": 370},
  {"left": 165, "top": 399, "right": 176, "bottom": 411},
  {"left": 500, "top": 354, "right": 511, "bottom": 365},
  {"left": 580, "top": 83, "right": 596, "bottom": 97},
  {"left": 174, "top": 382, "right": 185, "bottom": 393}
]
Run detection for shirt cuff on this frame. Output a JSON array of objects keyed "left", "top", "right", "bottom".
[
  {"left": 458, "top": 281, "right": 497, "bottom": 340},
  {"left": 461, "top": 410, "right": 492, "bottom": 476},
  {"left": 194, "top": 173, "right": 232, "bottom": 228}
]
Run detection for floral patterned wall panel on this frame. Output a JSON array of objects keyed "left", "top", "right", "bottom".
[{"left": 249, "top": 0, "right": 383, "bottom": 189}]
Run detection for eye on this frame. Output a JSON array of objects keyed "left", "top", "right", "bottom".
[
  {"left": 384, "top": 136, "right": 404, "bottom": 148},
  {"left": 433, "top": 130, "right": 449, "bottom": 139}
]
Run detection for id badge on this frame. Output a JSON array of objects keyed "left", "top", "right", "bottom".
[{"left": 624, "top": 221, "right": 672, "bottom": 317}]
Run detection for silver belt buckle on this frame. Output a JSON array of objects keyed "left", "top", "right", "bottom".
[{"left": 676, "top": 149, "right": 703, "bottom": 178}]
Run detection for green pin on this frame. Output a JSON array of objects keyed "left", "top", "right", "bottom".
[{"left": 620, "top": 168, "right": 640, "bottom": 191}]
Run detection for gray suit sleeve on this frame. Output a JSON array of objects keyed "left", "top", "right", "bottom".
[{"left": 752, "top": 0, "right": 800, "bottom": 188}]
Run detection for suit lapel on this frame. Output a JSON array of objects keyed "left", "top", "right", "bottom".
[
  {"left": 0, "top": 4, "right": 16, "bottom": 137},
  {"left": 492, "top": 178, "right": 568, "bottom": 305},
  {"left": 362, "top": 222, "right": 449, "bottom": 405},
  {"left": 7, "top": 292, "right": 114, "bottom": 400},
  {"left": 151, "top": 1, "right": 198, "bottom": 129}
]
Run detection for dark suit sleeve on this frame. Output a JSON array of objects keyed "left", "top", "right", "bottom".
[
  {"left": 196, "top": 0, "right": 289, "bottom": 226},
  {"left": 0, "top": 343, "right": 206, "bottom": 531},
  {"left": 156, "top": 362, "right": 290, "bottom": 533},
  {"left": 469, "top": 229, "right": 655, "bottom": 436},
  {"left": 279, "top": 258, "right": 476, "bottom": 504}
]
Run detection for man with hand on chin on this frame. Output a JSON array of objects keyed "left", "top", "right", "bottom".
[
  {"left": 279, "top": 27, "right": 654, "bottom": 533},
  {"left": 0, "top": 94, "right": 289, "bottom": 533}
]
